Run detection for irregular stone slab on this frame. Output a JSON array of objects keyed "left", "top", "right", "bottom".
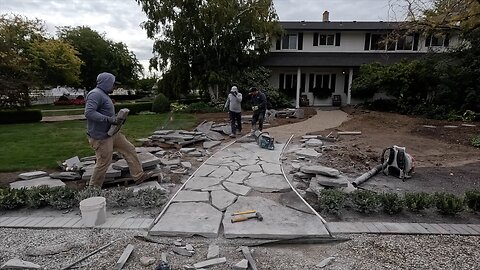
[
  {"left": 201, "top": 185, "right": 225, "bottom": 192},
  {"left": 260, "top": 163, "right": 282, "bottom": 175},
  {"left": 211, "top": 190, "right": 237, "bottom": 211},
  {"left": 187, "top": 151, "right": 203, "bottom": 157},
  {"left": 1, "top": 259, "right": 41, "bottom": 269},
  {"left": 209, "top": 166, "right": 232, "bottom": 179},
  {"left": 293, "top": 172, "right": 314, "bottom": 180},
  {"left": 195, "top": 165, "right": 219, "bottom": 177},
  {"left": 305, "top": 139, "right": 323, "bottom": 147},
  {"left": 302, "top": 135, "right": 319, "bottom": 139},
  {"left": 306, "top": 179, "right": 325, "bottom": 197},
  {"left": 185, "top": 176, "right": 223, "bottom": 191},
  {"left": 244, "top": 175, "right": 290, "bottom": 193},
  {"left": 18, "top": 171, "right": 48, "bottom": 180},
  {"left": 300, "top": 165, "right": 340, "bottom": 177},
  {"left": 10, "top": 177, "right": 65, "bottom": 190},
  {"left": 180, "top": 148, "right": 196, "bottom": 153},
  {"left": 49, "top": 172, "right": 81, "bottom": 181},
  {"left": 82, "top": 165, "right": 121, "bottom": 180},
  {"left": 236, "top": 158, "right": 259, "bottom": 166},
  {"left": 181, "top": 162, "right": 192, "bottom": 169},
  {"left": 115, "top": 244, "right": 134, "bottom": 270},
  {"left": 207, "top": 244, "right": 220, "bottom": 259},
  {"left": 173, "top": 191, "right": 209, "bottom": 203},
  {"left": 279, "top": 191, "right": 313, "bottom": 215},
  {"left": 135, "top": 147, "right": 163, "bottom": 153},
  {"left": 64, "top": 156, "right": 81, "bottom": 168},
  {"left": 223, "top": 196, "right": 330, "bottom": 239},
  {"left": 241, "top": 164, "right": 263, "bottom": 173},
  {"left": 203, "top": 141, "right": 222, "bottom": 149},
  {"left": 193, "top": 257, "right": 226, "bottom": 269},
  {"left": 129, "top": 181, "right": 164, "bottom": 193},
  {"left": 295, "top": 148, "right": 321, "bottom": 158},
  {"left": 113, "top": 152, "right": 160, "bottom": 170},
  {"left": 315, "top": 175, "right": 349, "bottom": 188},
  {"left": 234, "top": 259, "right": 249, "bottom": 270},
  {"left": 26, "top": 242, "right": 78, "bottom": 256},
  {"left": 150, "top": 202, "right": 222, "bottom": 238},
  {"left": 172, "top": 247, "right": 193, "bottom": 257},
  {"left": 153, "top": 130, "right": 175, "bottom": 135},
  {"left": 317, "top": 257, "right": 335, "bottom": 268},
  {"left": 140, "top": 256, "right": 156, "bottom": 266},
  {"left": 223, "top": 182, "right": 252, "bottom": 196},
  {"left": 225, "top": 171, "right": 250, "bottom": 184},
  {"left": 160, "top": 158, "right": 181, "bottom": 166}
]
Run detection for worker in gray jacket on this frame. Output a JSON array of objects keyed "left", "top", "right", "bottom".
[
  {"left": 85, "top": 72, "right": 153, "bottom": 188},
  {"left": 224, "top": 86, "right": 243, "bottom": 137}
]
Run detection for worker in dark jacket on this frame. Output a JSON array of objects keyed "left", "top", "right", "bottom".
[
  {"left": 249, "top": 87, "right": 267, "bottom": 132},
  {"left": 85, "top": 72, "right": 153, "bottom": 188}
]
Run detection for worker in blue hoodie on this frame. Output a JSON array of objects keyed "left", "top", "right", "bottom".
[{"left": 84, "top": 72, "right": 153, "bottom": 188}]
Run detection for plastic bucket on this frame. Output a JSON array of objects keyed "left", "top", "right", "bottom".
[{"left": 79, "top": 196, "right": 106, "bottom": 227}]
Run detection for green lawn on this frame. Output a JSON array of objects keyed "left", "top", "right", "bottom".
[{"left": 0, "top": 113, "right": 196, "bottom": 172}]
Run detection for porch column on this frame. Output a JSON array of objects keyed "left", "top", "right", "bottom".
[
  {"left": 296, "top": 68, "right": 301, "bottom": 108},
  {"left": 347, "top": 68, "right": 353, "bottom": 105}
]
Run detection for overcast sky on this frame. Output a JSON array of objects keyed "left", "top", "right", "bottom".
[{"left": 2, "top": 0, "right": 408, "bottom": 76}]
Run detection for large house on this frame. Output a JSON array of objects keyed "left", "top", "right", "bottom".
[{"left": 262, "top": 11, "right": 459, "bottom": 107}]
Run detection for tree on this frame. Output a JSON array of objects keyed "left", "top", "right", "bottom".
[
  {"left": 135, "top": 0, "right": 282, "bottom": 99},
  {"left": 0, "top": 14, "right": 82, "bottom": 109},
  {"left": 58, "top": 26, "right": 143, "bottom": 89}
]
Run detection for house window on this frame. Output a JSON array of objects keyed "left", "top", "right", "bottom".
[
  {"left": 279, "top": 73, "right": 298, "bottom": 98},
  {"left": 309, "top": 73, "right": 336, "bottom": 98},
  {"left": 313, "top": 33, "right": 340, "bottom": 46},
  {"left": 425, "top": 34, "right": 449, "bottom": 47},
  {"left": 282, "top": 34, "right": 297, "bottom": 49},
  {"left": 365, "top": 33, "right": 419, "bottom": 51},
  {"left": 397, "top": 35, "right": 414, "bottom": 50},
  {"left": 370, "top": 34, "right": 386, "bottom": 51}
]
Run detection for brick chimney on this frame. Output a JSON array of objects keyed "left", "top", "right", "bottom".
[{"left": 323, "top": 11, "right": 330, "bottom": 22}]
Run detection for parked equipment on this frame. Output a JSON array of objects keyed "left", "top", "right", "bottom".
[
  {"left": 381, "top": 145, "right": 414, "bottom": 181},
  {"left": 253, "top": 130, "right": 275, "bottom": 150}
]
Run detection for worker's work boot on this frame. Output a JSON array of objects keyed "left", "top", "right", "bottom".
[{"left": 135, "top": 170, "right": 155, "bottom": 185}]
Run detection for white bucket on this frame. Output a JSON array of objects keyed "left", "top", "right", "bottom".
[{"left": 80, "top": 196, "right": 106, "bottom": 227}]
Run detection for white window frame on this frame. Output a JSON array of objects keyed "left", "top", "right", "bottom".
[
  {"left": 318, "top": 33, "right": 335, "bottom": 46},
  {"left": 281, "top": 34, "right": 297, "bottom": 50}
]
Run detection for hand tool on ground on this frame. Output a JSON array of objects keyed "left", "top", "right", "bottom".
[
  {"left": 231, "top": 210, "right": 256, "bottom": 216},
  {"left": 231, "top": 212, "right": 263, "bottom": 223}
]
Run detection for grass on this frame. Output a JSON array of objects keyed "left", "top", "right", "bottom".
[{"left": 0, "top": 113, "right": 196, "bottom": 172}]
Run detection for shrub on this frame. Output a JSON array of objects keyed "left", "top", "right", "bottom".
[
  {"left": 0, "top": 110, "right": 42, "bottom": 124},
  {"left": 380, "top": 193, "right": 404, "bottom": 214},
  {"left": 170, "top": 102, "right": 188, "bottom": 112},
  {"left": 404, "top": 192, "right": 433, "bottom": 212},
  {"left": 25, "top": 186, "right": 51, "bottom": 208},
  {"left": 465, "top": 190, "right": 480, "bottom": 212},
  {"left": 365, "top": 99, "right": 398, "bottom": 112},
  {"left": 47, "top": 187, "right": 78, "bottom": 210},
  {"left": 349, "top": 190, "right": 382, "bottom": 213},
  {"left": 0, "top": 188, "right": 26, "bottom": 210},
  {"left": 434, "top": 192, "right": 464, "bottom": 215},
  {"left": 185, "top": 102, "right": 222, "bottom": 113},
  {"left": 471, "top": 136, "right": 480, "bottom": 148},
  {"left": 115, "top": 102, "right": 152, "bottom": 115},
  {"left": 103, "top": 188, "right": 134, "bottom": 208},
  {"left": 317, "top": 189, "right": 347, "bottom": 215},
  {"left": 152, "top": 94, "right": 171, "bottom": 113}
]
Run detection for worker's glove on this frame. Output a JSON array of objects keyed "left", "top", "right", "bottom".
[
  {"left": 108, "top": 116, "right": 123, "bottom": 125},
  {"left": 252, "top": 105, "right": 258, "bottom": 111}
]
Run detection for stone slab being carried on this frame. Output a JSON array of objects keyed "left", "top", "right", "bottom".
[
  {"left": 244, "top": 174, "right": 291, "bottom": 193},
  {"left": 149, "top": 202, "right": 222, "bottom": 238},
  {"left": 223, "top": 196, "right": 330, "bottom": 239}
]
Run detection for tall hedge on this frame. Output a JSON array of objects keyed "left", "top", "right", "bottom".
[
  {"left": 0, "top": 110, "right": 42, "bottom": 124},
  {"left": 152, "top": 94, "right": 171, "bottom": 113}
]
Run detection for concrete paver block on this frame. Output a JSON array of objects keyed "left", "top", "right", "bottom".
[
  {"left": 223, "top": 196, "right": 330, "bottom": 239},
  {"left": 150, "top": 202, "right": 222, "bottom": 238}
]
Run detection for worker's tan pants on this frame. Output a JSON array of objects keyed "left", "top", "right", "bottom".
[{"left": 88, "top": 132, "right": 143, "bottom": 188}]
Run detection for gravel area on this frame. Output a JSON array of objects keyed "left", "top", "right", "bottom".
[{"left": 1, "top": 228, "right": 479, "bottom": 269}]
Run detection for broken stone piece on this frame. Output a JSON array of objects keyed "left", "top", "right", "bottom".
[
  {"left": 18, "top": 171, "right": 48, "bottom": 180},
  {"left": 233, "top": 259, "right": 249, "bottom": 270},
  {"left": 317, "top": 256, "right": 335, "bottom": 268},
  {"left": 315, "top": 174, "right": 349, "bottom": 188},
  {"left": 172, "top": 247, "right": 193, "bottom": 257},
  {"left": 1, "top": 258, "right": 41, "bottom": 269},
  {"left": 206, "top": 244, "right": 220, "bottom": 259},
  {"left": 181, "top": 162, "right": 192, "bottom": 169},
  {"left": 49, "top": 172, "right": 81, "bottom": 181},
  {"left": 139, "top": 256, "right": 156, "bottom": 266},
  {"left": 193, "top": 257, "right": 226, "bottom": 269},
  {"left": 300, "top": 165, "right": 340, "bottom": 177},
  {"left": 295, "top": 148, "right": 321, "bottom": 158},
  {"left": 185, "top": 244, "right": 194, "bottom": 252},
  {"left": 305, "top": 139, "right": 323, "bottom": 147}
]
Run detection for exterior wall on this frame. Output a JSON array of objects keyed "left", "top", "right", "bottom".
[{"left": 271, "top": 31, "right": 460, "bottom": 53}]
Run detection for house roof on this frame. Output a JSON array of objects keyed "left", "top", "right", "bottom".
[
  {"left": 280, "top": 21, "right": 405, "bottom": 31},
  {"left": 261, "top": 52, "right": 426, "bottom": 68}
]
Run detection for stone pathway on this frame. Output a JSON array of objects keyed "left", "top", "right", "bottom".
[{"left": 149, "top": 141, "right": 331, "bottom": 239}]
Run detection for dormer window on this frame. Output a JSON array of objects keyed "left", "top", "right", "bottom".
[{"left": 282, "top": 34, "right": 297, "bottom": 49}]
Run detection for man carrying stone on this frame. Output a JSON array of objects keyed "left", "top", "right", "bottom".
[
  {"left": 224, "top": 85, "right": 243, "bottom": 138},
  {"left": 249, "top": 87, "right": 267, "bottom": 132},
  {"left": 84, "top": 72, "right": 154, "bottom": 188}
]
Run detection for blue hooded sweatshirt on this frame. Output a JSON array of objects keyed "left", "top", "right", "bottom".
[{"left": 84, "top": 72, "right": 116, "bottom": 139}]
